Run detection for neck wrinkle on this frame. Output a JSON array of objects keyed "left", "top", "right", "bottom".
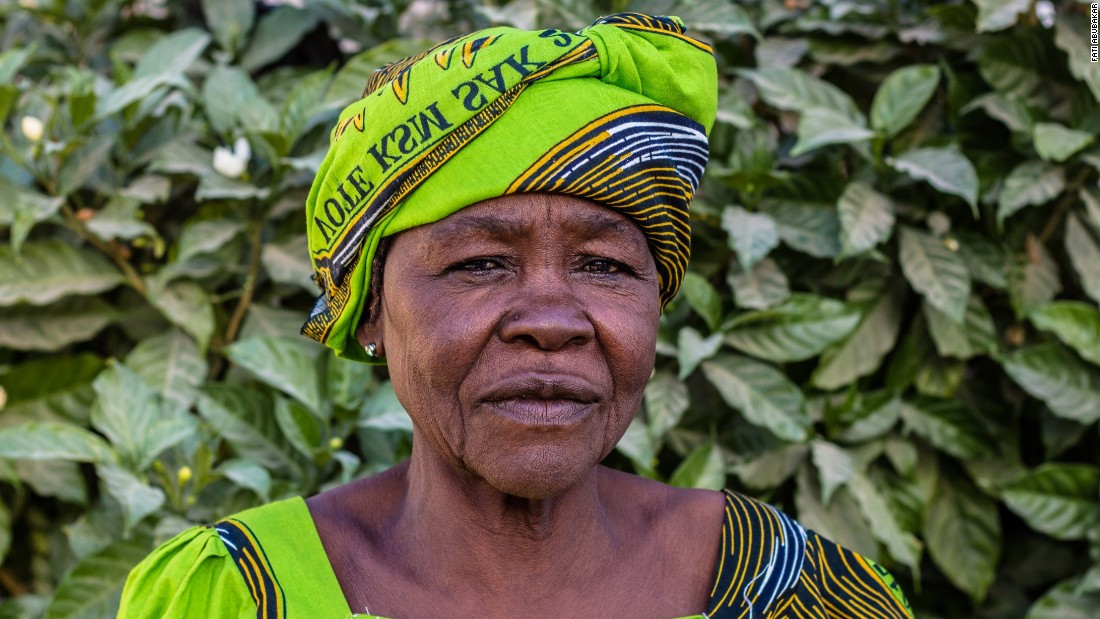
[{"left": 394, "top": 435, "right": 618, "bottom": 593}]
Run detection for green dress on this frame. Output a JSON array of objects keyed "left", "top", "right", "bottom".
[{"left": 118, "top": 490, "right": 913, "bottom": 618}]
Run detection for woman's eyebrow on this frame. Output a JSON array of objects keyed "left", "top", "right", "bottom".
[{"left": 426, "top": 214, "right": 531, "bottom": 243}]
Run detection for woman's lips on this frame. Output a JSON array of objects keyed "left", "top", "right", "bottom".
[
  {"left": 483, "top": 398, "right": 595, "bottom": 427},
  {"left": 479, "top": 374, "right": 600, "bottom": 427}
]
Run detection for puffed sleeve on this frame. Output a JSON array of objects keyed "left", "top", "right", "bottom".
[
  {"left": 118, "top": 525, "right": 255, "bottom": 619},
  {"left": 796, "top": 529, "right": 914, "bottom": 619}
]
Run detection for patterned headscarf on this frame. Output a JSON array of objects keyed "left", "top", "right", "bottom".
[{"left": 302, "top": 13, "right": 718, "bottom": 361}]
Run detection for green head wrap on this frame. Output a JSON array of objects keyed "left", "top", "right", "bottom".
[{"left": 302, "top": 12, "right": 718, "bottom": 361}]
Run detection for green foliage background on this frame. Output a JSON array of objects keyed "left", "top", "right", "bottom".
[{"left": 1, "top": 0, "right": 1099, "bottom": 617}]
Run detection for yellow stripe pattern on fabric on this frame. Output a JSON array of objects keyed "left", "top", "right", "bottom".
[{"left": 705, "top": 490, "right": 914, "bottom": 619}]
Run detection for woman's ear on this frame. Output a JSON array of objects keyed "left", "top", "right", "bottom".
[{"left": 355, "top": 317, "right": 384, "bottom": 357}]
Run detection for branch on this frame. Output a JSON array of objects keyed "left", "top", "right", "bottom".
[
  {"left": 1038, "top": 167, "right": 1093, "bottom": 245},
  {"left": 223, "top": 218, "right": 264, "bottom": 344},
  {"left": 61, "top": 205, "right": 146, "bottom": 295}
]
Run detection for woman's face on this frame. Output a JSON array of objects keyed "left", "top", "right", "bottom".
[{"left": 366, "top": 193, "right": 661, "bottom": 498}]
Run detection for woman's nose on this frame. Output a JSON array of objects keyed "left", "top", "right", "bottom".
[{"left": 498, "top": 291, "right": 596, "bottom": 351}]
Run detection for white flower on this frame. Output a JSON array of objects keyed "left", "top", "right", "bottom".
[
  {"left": 1035, "top": 0, "right": 1055, "bottom": 29},
  {"left": 21, "top": 116, "right": 43, "bottom": 142},
  {"left": 213, "top": 137, "right": 251, "bottom": 179}
]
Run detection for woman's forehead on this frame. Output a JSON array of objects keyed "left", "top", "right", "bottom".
[{"left": 414, "top": 194, "right": 648, "bottom": 245}]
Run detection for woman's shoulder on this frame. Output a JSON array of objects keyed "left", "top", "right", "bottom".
[
  {"left": 119, "top": 497, "right": 344, "bottom": 619},
  {"left": 706, "top": 489, "right": 913, "bottom": 619},
  {"left": 118, "top": 522, "right": 254, "bottom": 618}
]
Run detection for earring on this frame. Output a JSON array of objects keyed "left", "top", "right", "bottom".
[{"left": 365, "top": 343, "right": 377, "bottom": 357}]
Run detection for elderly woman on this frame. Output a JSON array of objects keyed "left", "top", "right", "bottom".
[{"left": 120, "top": 13, "right": 912, "bottom": 619}]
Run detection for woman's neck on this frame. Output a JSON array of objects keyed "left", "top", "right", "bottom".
[{"left": 391, "top": 438, "right": 621, "bottom": 595}]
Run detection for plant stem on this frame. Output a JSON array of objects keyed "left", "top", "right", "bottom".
[
  {"left": 61, "top": 205, "right": 147, "bottom": 295},
  {"left": 0, "top": 567, "right": 28, "bottom": 596},
  {"left": 1038, "top": 167, "right": 1092, "bottom": 244},
  {"left": 224, "top": 217, "right": 264, "bottom": 344}
]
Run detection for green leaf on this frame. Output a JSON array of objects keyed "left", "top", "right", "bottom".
[
  {"left": 962, "top": 92, "right": 1033, "bottom": 133},
  {"left": 1002, "top": 464, "right": 1100, "bottom": 541},
  {"left": 98, "top": 464, "right": 165, "bottom": 535},
  {"left": 176, "top": 219, "right": 243, "bottom": 264},
  {"left": 280, "top": 68, "right": 334, "bottom": 145},
  {"left": 673, "top": 326, "right": 719, "bottom": 380},
  {"left": 721, "top": 205, "right": 779, "bottom": 270},
  {"left": 261, "top": 235, "right": 315, "bottom": 293},
  {"left": 925, "top": 473, "right": 1001, "bottom": 602},
  {"left": 813, "top": 281, "right": 906, "bottom": 390},
  {"left": 900, "top": 399, "right": 995, "bottom": 458},
  {"left": 998, "top": 161, "right": 1066, "bottom": 226},
  {"left": 679, "top": 272, "right": 722, "bottom": 332},
  {"left": 126, "top": 329, "right": 208, "bottom": 412},
  {"left": 615, "top": 417, "right": 657, "bottom": 476},
  {"left": 1065, "top": 213, "right": 1100, "bottom": 304},
  {"left": 811, "top": 440, "right": 855, "bottom": 503},
  {"left": 147, "top": 280, "right": 216, "bottom": 351},
  {"left": 871, "top": 64, "right": 941, "bottom": 138},
  {"left": 790, "top": 107, "right": 874, "bottom": 156},
  {"left": 723, "top": 294, "right": 861, "bottom": 363},
  {"left": 1034, "top": 123, "right": 1094, "bottom": 163},
  {"left": 1054, "top": 14, "right": 1100, "bottom": 102},
  {"left": 274, "top": 396, "right": 322, "bottom": 459},
  {"left": 668, "top": 441, "right": 726, "bottom": 490},
  {"left": 0, "top": 297, "right": 114, "bottom": 351},
  {"left": 795, "top": 469, "right": 877, "bottom": 558},
  {"left": 1002, "top": 343, "right": 1100, "bottom": 424},
  {"left": 0, "top": 354, "right": 103, "bottom": 423},
  {"left": 0, "top": 500, "right": 10, "bottom": 565},
  {"left": 758, "top": 199, "right": 840, "bottom": 258},
  {"left": 0, "top": 422, "right": 114, "bottom": 463},
  {"left": 218, "top": 458, "right": 271, "bottom": 501},
  {"left": 327, "top": 355, "right": 376, "bottom": 412},
  {"left": 202, "top": 0, "right": 255, "bottom": 53},
  {"left": 17, "top": 459, "right": 88, "bottom": 505},
  {"left": 225, "top": 336, "right": 325, "bottom": 416},
  {"left": 92, "top": 362, "right": 197, "bottom": 469},
  {"left": 195, "top": 174, "right": 270, "bottom": 201},
  {"left": 1026, "top": 578, "right": 1100, "bottom": 619},
  {"left": 1029, "top": 302, "right": 1100, "bottom": 366},
  {"left": 643, "top": 371, "right": 689, "bottom": 441},
  {"left": 923, "top": 295, "right": 998, "bottom": 360},
  {"left": 197, "top": 385, "right": 300, "bottom": 473},
  {"left": 0, "top": 241, "right": 123, "bottom": 306},
  {"left": 239, "top": 7, "right": 321, "bottom": 72},
  {"left": 974, "top": 0, "right": 1029, "bottom": 32},
  {"left": 98, "top": 30, "right": 211, "bottom": 117},
  {"left": 1008, "top": 237, "right": 1061, "bottom": 318},
  {"left": 899, "top": 227, "right": 971, "bottom": 322},
  {"left": 977, "top": 30, "right": 1049, "bottom": 101},
  {"left": 633, "top": 0, "right": 759, "bottom": 38},
  {"left": 42, "top": 534, "right": 151, "bottom": 619},
  {"left": 738, "top": 68, "right": 864, "bottom": 123},
  {"left": 890, "top": 147, "right": 979, "bottom": 212},
  {"left": 701, "top": 354, "right": 810, "bottom": 442},
  {"left": 727, "top": 258, "right": 789, "bottom": 310},
  {"left": 847, "top": 473, "right": 922, "bottom": 571},
  {"left": 0, "top": 180, "right": 64, "bottom": 253},
  {"left": 358, "top": 381, "right": 413, "bottom": 432},
  {"left": 837, "top": 181, "right": 895, "bottom": 258},
  {"left": 202, "top": 65, "right": 277, "bottom": 135}
]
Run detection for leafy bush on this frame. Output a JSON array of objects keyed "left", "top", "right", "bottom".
[{"left": 1, "top": 1, "right": 1098, "bottom": 617}]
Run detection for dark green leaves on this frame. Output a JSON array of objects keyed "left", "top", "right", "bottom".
[
  {"left": 702, "top": 354, "right": 810, "bottom": 442},
  {"left": 1002, "top": 344, "right": 1100, "bottom": 424},
  {"left": 0, "top": 242, "right": 123, "bottom": 306},
  {"left": 899, "top": 227, "right": 971, "bottom": 322},
  {"left": 871, "top": 65, "right": 941, "bottom": 138},
  {"left": 1002, "top": 464, "right": 1100, "bottom": 541}
]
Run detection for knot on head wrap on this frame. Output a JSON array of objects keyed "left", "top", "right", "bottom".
[{"left": 303, "top": 12, "right": 718, "bottom": 361}]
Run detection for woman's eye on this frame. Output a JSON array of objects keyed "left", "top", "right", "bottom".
[
  {"left": 454, "top": 258, "right": 501, "bottom": 272},
  {"left": 582, "top": 259, "right": 623, "bottom": 274}
]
